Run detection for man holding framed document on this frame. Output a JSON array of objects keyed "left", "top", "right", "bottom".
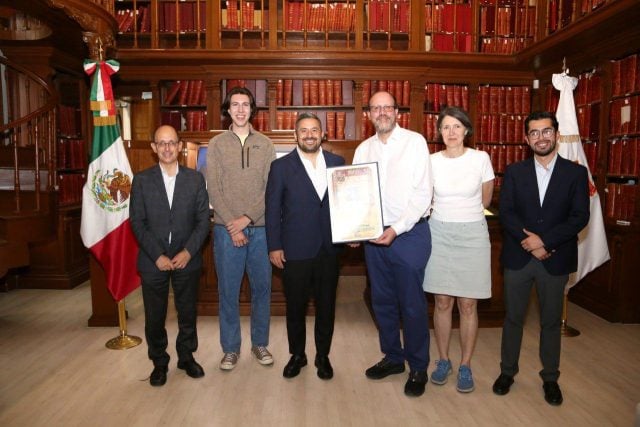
[
  {"left": 352, "top": 91, "right": 434, "bottom": 397},
  {"left": 265, "top": 113, "right": 345, "bottom": 380}
]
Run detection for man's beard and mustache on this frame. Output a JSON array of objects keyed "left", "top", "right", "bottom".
[
  {"left": 374, "top": 114, "right": 396, "bottom": 134},
  {"left": 298, "top": 137, "right": 321, "bottom": 153},
  {"left": 531, "top": 137, "right": 557, "bottom": 157}
]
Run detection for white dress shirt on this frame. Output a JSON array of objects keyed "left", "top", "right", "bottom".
[
  {"left": 297, "top": 146, "right": 327, "bottom": 200},
  {"left": 352, "top": 125, "right": 433, "bottom": 235},
  {"left": 535, "top": 153, "right": 557, "bottom": 206},
  {"left": 160, "top": 163, "right": 179, "bottom": 242}
]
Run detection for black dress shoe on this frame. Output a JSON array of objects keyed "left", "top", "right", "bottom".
[
  {"left": 365, "top": 358, "right": 406, "bottom": 379},
  {"left": 150, "top": 366, "right": 168, "bottom": 387},
  {"left": 492, "top": 373, "right": 514, "bottom": 395},
  {"left": 283, "top": 354, "right": 307, "bottom": 378},
  {"left": 543, "top": 381, "right": 563, "bottom": 406},
  {"left": 404, "top": 370, "right": 427, "bottom": 397},
  {"left": 178, "top": 359, "right": 205, "bottom": 379},
  {"left": 314, "top": 355, "right": 333, "bottom": 380}
]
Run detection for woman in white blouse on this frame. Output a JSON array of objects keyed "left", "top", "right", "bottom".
[{"left": 423, "top": 106, "right": 495, "bottom": 393}]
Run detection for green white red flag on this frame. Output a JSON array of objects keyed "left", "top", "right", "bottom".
[{"left": 80, "top": 59, "right": 140, "bottom": 301}]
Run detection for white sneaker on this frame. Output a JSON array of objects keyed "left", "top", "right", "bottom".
[
  {"left": 251, "top": 346, "right": 274, "bottom": 365},
  {"left": 220, "top": 352, "right": 239, "bottom": 370}
]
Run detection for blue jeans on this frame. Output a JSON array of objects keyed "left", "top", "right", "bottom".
[{"left": 214, "top": 225, "right": 272, "bottom": 353}]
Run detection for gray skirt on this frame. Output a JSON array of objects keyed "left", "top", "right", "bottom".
[{"left": 423, "top": 218, "right": 491, "bottom": 299}]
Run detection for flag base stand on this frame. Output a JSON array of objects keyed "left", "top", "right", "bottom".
[
  {"left": 106, "top": 331, "right": 142, "bottom": 350},
  {"left": 560, "top": 294, "right": 580, "bottom": 337},
  {"left": 105, "top": 299, "right": 142, "bottom": 350}
]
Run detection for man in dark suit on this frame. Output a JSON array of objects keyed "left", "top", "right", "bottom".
[
  {"left": 130, "top": 125, "right": 210, "bottom": 387},
  {"left": 265, "top": 113, "right": 345, "bottom": 380},
  {"left": 493, "top": 111, "right": 590, "bottom": 405}
]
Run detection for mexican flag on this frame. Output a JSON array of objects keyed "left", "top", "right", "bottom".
[
  {"left": 80, "top": 59, "right": 140, "bottom": 301},
  {"left": 553, "top": 71, "right": 610, "bottom": 291}
]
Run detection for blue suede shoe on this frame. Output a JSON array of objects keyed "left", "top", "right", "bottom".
[
  {"left": 457, "top": 365, "right": 475, "bottom": 393},
  {"left": 430, "top": 359, "right": 452, "bottom": 385}
]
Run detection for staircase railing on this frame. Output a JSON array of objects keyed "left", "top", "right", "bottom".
[{"left": 0, "top": 55, "right": 58, "bottom": 213}]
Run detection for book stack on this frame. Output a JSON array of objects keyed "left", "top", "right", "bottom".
[
  {"left": 57, "top": 138, "right": 87, "bottom": 170},
  {"left": 583, "top": 141, "right": 599, "bottom": 173},
  {"left": 608, "top": 138, "right": 640, "bottom": 177},
  {"left": 362, "top": 80, "right": 410, "bottom": 106},
  {"left": 58, "top": 105, "right": 81, "bottom": 137},
  {"left": 158, "top": 1, "right": 207, "bottom": 33},
  {"left": 58, "top": 173, "right": 86, "bottom": 206},
  {"left": 252, "top": 110, "right": 270, "bottom": 132},
  {"left": 426, "top": 2, "right": 472, "bottom": 53},
  {"left": 185, "top": 111, "right": 207, "bottom": 131},
  {"left": 367, "top": 0, "right": 410, "bottom": 33},
  {"left": 424, "top": 83, "right": 470, "bottom": 112},
  {"left": 300, "top": 80, "right": 343, "bottom": 106},
  {"left": 276, "top": 111, "right": 298, "bottom": 130},
  {"left": 223, "top": 1, "right": 268, "bottom": 30},
  {"left": 605, "top": 183, "right": 637, "bottom": 222},
  {"left": 476, "top": 143, "right": 532, "bottom": 175},
  {"left": 164, "top": 80, "right": 206, "bottom": 106},
  {"left": 476, "top": 85, "right": 531, "bottom": 143}
]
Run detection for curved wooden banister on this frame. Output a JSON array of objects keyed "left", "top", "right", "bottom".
[{"left": 0, "top": 55, "right": 59, "bottom": 213}]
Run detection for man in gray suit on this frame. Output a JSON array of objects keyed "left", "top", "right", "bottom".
[{"left": 130, "top": 125, "right": 210, "bottom": 387}]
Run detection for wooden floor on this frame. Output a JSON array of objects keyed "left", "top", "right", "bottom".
[{"left": 0, "top": 276, "right": 638, "bottom": 427}]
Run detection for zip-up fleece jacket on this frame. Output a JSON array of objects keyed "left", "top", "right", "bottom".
[{"left": 206, "top": 127, "right": 276, "bottom": 226}]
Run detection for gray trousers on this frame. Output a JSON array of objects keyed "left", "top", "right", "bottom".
[{"left": 500, "top": 258, "right": 568, "bottom": 382}]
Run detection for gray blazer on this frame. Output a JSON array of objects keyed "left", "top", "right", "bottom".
[{"left": 130, "top": 164, "right": 210, "bottom": 273}]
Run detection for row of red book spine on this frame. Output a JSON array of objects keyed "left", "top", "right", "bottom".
[
  {"left": 164, "top": 80, "right": 206, "bottom": 106},
  {"left": 476, "top": 143, "right": 532, "bottom": 173},
  {"left": 609, "top": 95, "right": 640, "bottom": 136},
  {"left": 368, "top": 0, "right": 410, "bottom": 33},
  {"left": 361, "top": 111, "right": 409, "bottom": 139},
  {"left": 425, "top": 3, "right": 472, "bottom": 33},
  {"left": 286, "top": 2, "right": 355, "bottom": 32},
  {"left": 115, "top": 7, "right": 150, "bottom": 33},
  {"left": 158, "top": 1, "right": 207, "bottom": 33},
  {"left": 608, "top": 137, "right": 640, "bottom": 176},
  {"left": 424, "top": 84, "right": 470, "bottom": 113},
  {"left": 544, "top": 84, "right": 560, "bottom": 112},
  {"left": 478, "top": 85, "right": 531, "bottom": 115},
  {"left": 275, "top": 111, "right": 299, "bottom": 130},
  {"left": 224, "top": 1, "right": 269, "bottom": 30},
  {"left": 58, "top": 105, "right": 81, "bottom": 137},
  {"left": 611, "top": 53, "right": 640, "bottom": 97},
  {"left": 427, "top": 33, "right": 473, "bottom": 53},
  {"left": 480, "top": 37, "right": 531, "bottom": 54},
  {"left": 480, "top": 5, "right": 535, "bottom": 37},
  {"left": 362, "top": 80, "right": 410, "bottom": 106},
  {"left": 301, "top": 80, "right": 344, "bottom": 106},
  {"left": 325, "top": 111, "right": 347, "bottom": 140},
  {"left": 58, "top": 173, "right": 85, "bottom": 206},
  {"left": 575, "top": 72, "right": 602, "bottom": 105},
  {"left": 605, "top": 183, "right": 636, "bottom": 221},
  {"left": 252, "top": 111, "right": 269, "bottom": 132},
  {"left": 476, "top": 114, "right": 528, "bottom": 143},
  {"left": 576, "top": 103, "right": 601, "bottom": 141},
  {"left": 57, "top": 138, "right": 86, "bottom": 170},
  {"left": 185, "top": 111, "right": 207, "bottom": 131},
  {"left": 583, "top": 141, "right": 599, "bottom": 174}
]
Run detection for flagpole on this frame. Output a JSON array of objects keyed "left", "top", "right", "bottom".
[
  {"left": 560, "top": 294, "right": 580, "bottom": 337},
  {"left": 106, "top": 299, "right": 142, "bottom": 349}
]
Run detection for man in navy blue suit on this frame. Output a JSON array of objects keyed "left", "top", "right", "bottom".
[
  {"left": 130, "top": 125, "right": 210, "bottom": 387},
  {"left": 265, "top": 113, "right": 345, "bottom": 380},
  {"left": 492, "top": 111, "right": 590, "bottom": 406}
]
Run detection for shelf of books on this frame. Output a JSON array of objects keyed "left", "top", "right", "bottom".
[
  {"left": 57, "top": 104, "right": 86, "bottom": 206},
  {"left": 475, "top": 84, "right": 532, "bottom": 187},
  {"left": 281, "top": 0, "right": 356, "bottom": 49},
  {"left": 424, "top": 0, "right": 472, "bottom": 53},
  {"left": 364, "top": 0, "right": 410, "bottom": 50},
  {"left": 547, "top": 0, "right": 609, "bottom": 36},
  {"left": 422, "top": 82, "right": 469, "bottom": 152},
  {"left": 221, "top": 0, "right": 269, "bottom": 49},
  {"left": 361, "top": 79, "right": 410, "bottom": 139},
  {"left": 160, "top": 80, "right": 208, "bottom": 131},
  {"left": 479, "top": 0, "right": 536, "bottom": 54},
  {"left": 605, "top": 52, "right": 639, "bottom": 225}
]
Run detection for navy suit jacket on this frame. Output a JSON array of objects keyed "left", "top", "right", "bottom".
[
  {"left": 265, "top": 149, "right": 345, "bottom": 261},
  {"left": 130, "top": 164, "right": 210, "bottom": 273},
  {"left": 499, "top": 155, "right": 590, "bottom": 275}
]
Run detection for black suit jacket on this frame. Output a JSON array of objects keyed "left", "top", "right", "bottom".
[
  {"left": 499, "top": 155, "right": 590, "bottom": 275},
  {"left": 130, "top": 164, "right": 210, "bottom": 273},
  {"left": 265, "top": 149, "right": 345, "bottom": 261}
]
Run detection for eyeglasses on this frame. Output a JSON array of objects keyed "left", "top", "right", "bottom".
[
  {"left": 369, "top": 105, "right": 396, "bottom": 113},
  {"left": 440, "top": 124, "right": 465, "bottom": 133},
  {"left": 527, "top": 128, "right": 555, "bottom": 139},
  {"left": 154, "top": 141, "right": 179, "bottom": 149}
]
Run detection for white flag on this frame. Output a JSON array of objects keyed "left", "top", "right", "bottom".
[{"left": 553, "top": 72, "right": 610, "bottom": 291}]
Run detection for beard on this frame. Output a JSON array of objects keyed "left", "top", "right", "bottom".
[
  {"left": 373, "top": 114, "right": 396, "bottom": 134},
  {"left": 298, "top": 138, "right": 321, "bottom": 153},
  {"left": 531, "top": 138, "right": 557, "bottom": 157}
]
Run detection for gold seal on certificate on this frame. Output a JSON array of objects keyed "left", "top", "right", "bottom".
[{"left": 326, "top": 162, "right": 384, "bottom": 243}]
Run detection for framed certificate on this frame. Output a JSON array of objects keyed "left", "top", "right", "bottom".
[{"left": 326, "top": 162, "right": 384, "bottom": 243}]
